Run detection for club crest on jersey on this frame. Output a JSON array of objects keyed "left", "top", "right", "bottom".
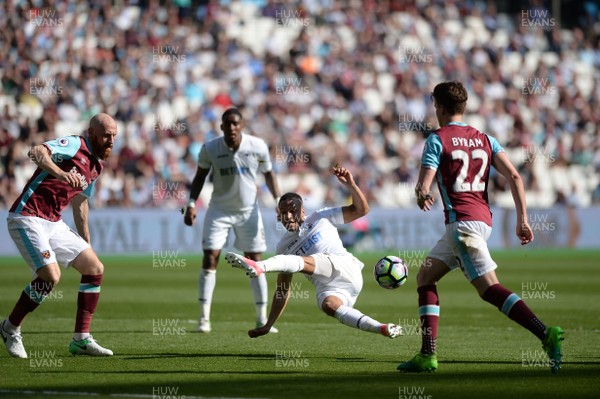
[
  {"left": 58, "top": 138, "right": 69, "bottom": 147},
  {"left": 41, "top": 250, "right": 51, "bottom": 259},
  {"left": 69, "top": 166, "right": 89, "bottom": 190}
]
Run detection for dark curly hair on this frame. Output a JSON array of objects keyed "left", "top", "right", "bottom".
[{"left": 432, "top": 81, "right": 468, "bottom": 115}]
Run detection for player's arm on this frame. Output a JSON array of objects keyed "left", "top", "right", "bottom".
[
  {"left": 248, "top": 273, "right": 292, "bottom": 338},
  {"left": 72, "top": 194, "right": 91, "bottom": 243},
  {"left": 184, "top": 166, "right": 210, "bottom": 226},
  {"left": 263, "top": 170, "right": 281, "bottom": 205},
  {"left": 415, "top": 166, "right": 436, "bottom": 211},
  {"left": 492, "top": 152, "right": 534, "bottom": 245},
  {"left": 334, "top": 165, "right": 369, "bottom": 223},
  {"left": 29, "top": 144, "right": 80, "bottom": 187}
]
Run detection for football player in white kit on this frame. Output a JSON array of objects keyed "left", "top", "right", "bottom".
[
  {"left": 226, "top": 165, "right": 402, "bottom": 339},
  {"left": 184, "top": 108, "right": 281, "bottom": 333}
]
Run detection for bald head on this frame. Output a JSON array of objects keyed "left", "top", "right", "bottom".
[
  {"left": 88, "top": 113, "right": 117, "bottom": 160},
  {"left": 90, "top": 113, "right": 117, "bottom": 132}
]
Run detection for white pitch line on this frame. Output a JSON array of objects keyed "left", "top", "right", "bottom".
[{"left": 0, "top": 389, "right": 267, "bottom": 399}]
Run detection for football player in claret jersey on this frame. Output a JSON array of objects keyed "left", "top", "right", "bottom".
[
  {"left": 184, "top": 108, "right": 281, "bottom": 333},
  {"left": 1, "top": 113, "right": 117, "bottom": 358},
  {"left": 397, "top": 81, "right": 563, "bottom": 373},
  {"left": 225, "top": 165, "right": 402, "bottom": 340}
]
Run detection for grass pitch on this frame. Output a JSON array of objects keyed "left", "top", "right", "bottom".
[{"left": 0, "top": 250, "right": 599, "bottom": 399}]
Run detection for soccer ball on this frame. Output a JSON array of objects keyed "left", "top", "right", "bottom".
[{"left": 373, "top": 256, "right": 408, "bottom": 289}]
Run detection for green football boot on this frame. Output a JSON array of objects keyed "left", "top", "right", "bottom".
[
  {"left": 542, "top": 326, "right": 564, "bottom": 373},
  {"left": 397, "top": 352, "right": 438, "bottom": 373}
]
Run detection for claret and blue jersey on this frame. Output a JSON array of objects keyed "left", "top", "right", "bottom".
[
  {"left": 421, "top": 122, "right": 504, "bottom": 226},
  {"left": 10, "top": 136, "right": 103, "bottom": 222}
]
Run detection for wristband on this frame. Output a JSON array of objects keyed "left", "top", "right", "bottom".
[{"left": 187, "top": 199, "right": 196, "bottom": 208}]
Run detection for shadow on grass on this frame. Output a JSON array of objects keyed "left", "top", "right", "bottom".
[
  {"left": 6, "top": 367, "right": 600, "bottom": 399},
  {"left": 440, "top": 359, "right": 600, "bottom": 366}
]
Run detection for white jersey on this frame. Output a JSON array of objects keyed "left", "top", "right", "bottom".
[
  {"left": 276, "top": 207, "right": 349, "bottom": 257},
  {"left": 277, "top": 207, "right": 363, "bottom": 299},
  {"left": 198, "top": 133, "right": 272, "bottom": 212}
]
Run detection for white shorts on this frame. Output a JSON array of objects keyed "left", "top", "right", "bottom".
[
  {"left": 202, "top": 205, "right": 266, "bottom": 253},
  {"left": 309, "top": 253, "right": 364, "bottom": 309},
  {"left": 428, "top": 220, "right": 497, "bottom": 282},
  {"left": 7, "top": 213, "right": 90, "bottom": 274}
]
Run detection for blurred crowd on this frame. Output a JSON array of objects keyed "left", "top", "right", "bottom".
[{"left": 1, "top": 0, "right": 599, "bottom": 211}]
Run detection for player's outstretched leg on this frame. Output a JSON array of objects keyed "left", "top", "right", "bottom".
[
  {"left": 226, "top": 252, "right": 304, "bottom": 277},
  {"left": 226, "top": 252, "right": 264, "bottom": 277},
  {"left": 326, "top": 299, "right": 403, "bottom": 339},
  {"left": 382, "top": 323, "right": 403, "bottom": 338},
  {"left": 542, "top": 326, "right": 564, "bottom": 374}
]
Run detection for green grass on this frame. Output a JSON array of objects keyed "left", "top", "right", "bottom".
[{"left": 0, "top": 250, "right": 599, "bottom": 399}]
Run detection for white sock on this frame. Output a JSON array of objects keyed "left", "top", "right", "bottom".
[
  {"left": 73, "top": 332, "right": 90, "bottom": 341},
  {"left": 251, "top": 274, "right": 268, "bottom": 324},
  {"left": 259, "top": 255, "right": 304, "bottom": 274},
  {"left": 334, "top": 305, "right": 382, "bottom": 334},
  {"left": 3, "top": 319, "right": 19, "bottom": 334},
  {"left": 199, "top": 269, "right": 217, "bottom": 321}
]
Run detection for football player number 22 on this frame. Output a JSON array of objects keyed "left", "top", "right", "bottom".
[{"left": 451, "top": 149, "right": 488, "bottom": 192}]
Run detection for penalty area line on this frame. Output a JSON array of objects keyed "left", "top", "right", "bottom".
[{"left": 0, "top": 389, "right": 267, "bottom": 399}]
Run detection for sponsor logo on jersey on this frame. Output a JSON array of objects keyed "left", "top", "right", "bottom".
[
  {"left": 69, "top": 166, "right": 89, "bottom": 190},
  {"left": 219, "top": 166, "right": 250, "bottom": 176},
  {"left": 217, "top": 153, "right": 229, "bottom": 159},
  {"left": 294, "top": 231, "right": 323, "bottom": 256}
]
